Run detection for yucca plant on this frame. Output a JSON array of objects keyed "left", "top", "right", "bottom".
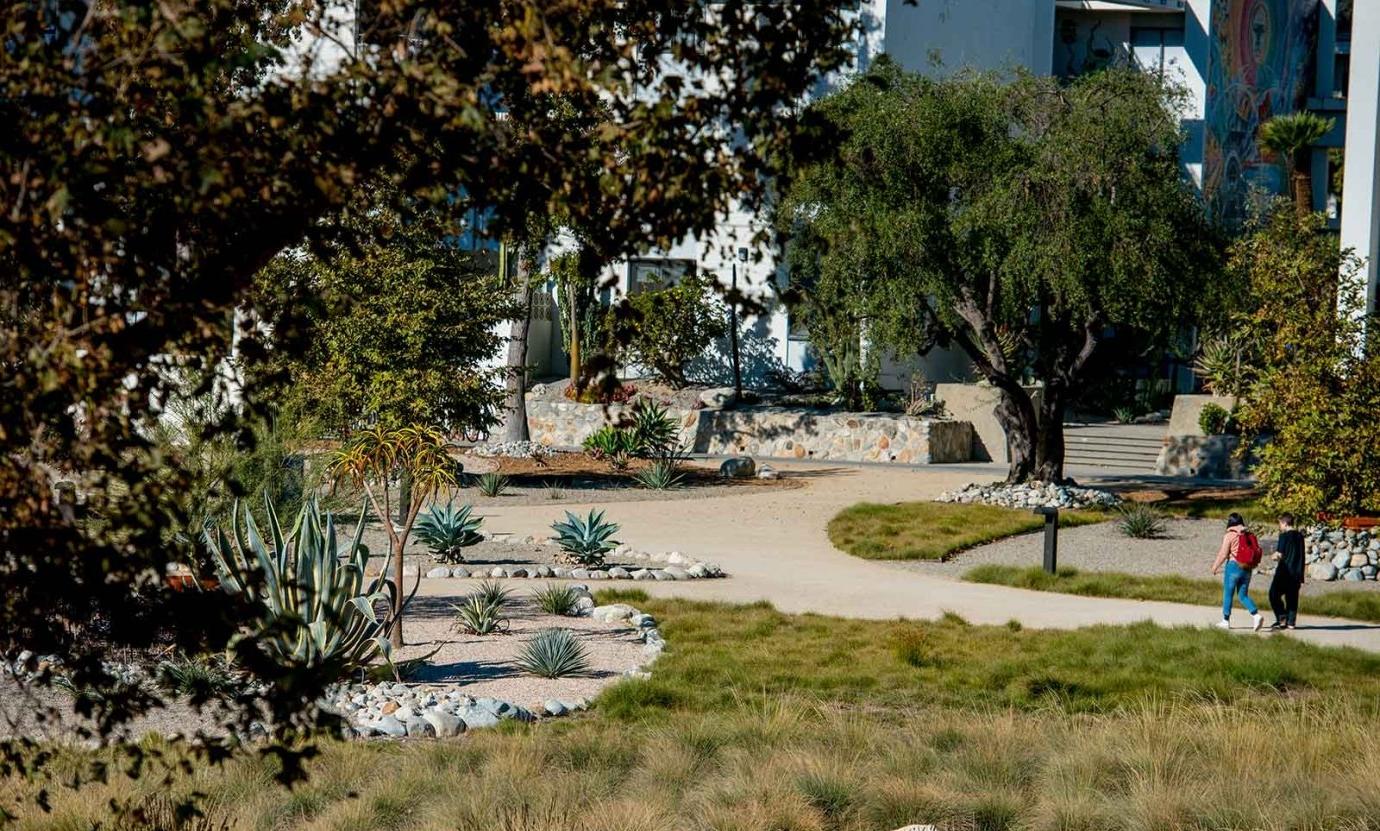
[
  {"left": 629, "top": 398, "right": 677, "bottom": 457},
  {"left": 551, "top": 509, "right": 621, "bottom": 567},
  {"left": 414, "top": 501, "right": 484, "bottom": 563},
  {"left": 451, "top": 595, "right": 508, "bottom": 636},
  {"left": 473, "top": 578, "right": 512, "bottom": 608},
  {"left": 532, "top": 583, "right": 583, "bottom": 616},
  {"left": 514, "top": 628, "right": 591, "bottom": 678},
  {"left": 206, "top": 495, "right": 403, "bottom": 677},
  {"left": 476, "top": 471, "right": 510, "bottom": 497},
  {"left": 633, "top": 456, "right": 687, "bottom": 490},
  {"left": 1116, "top": 503, "right": 1168, "bottom": 540}
]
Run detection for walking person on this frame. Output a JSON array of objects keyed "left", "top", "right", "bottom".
[
  {"left": 1268, "top": 513, "right": 1306, "bottom": 630},
  {"left": 1212, "top": 512, "right": 1264, "bottom": 631}
]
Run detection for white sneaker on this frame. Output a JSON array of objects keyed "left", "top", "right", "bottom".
[
  {"left": 1215, "top": 619, "right": 1231, "bottom": 630},
  {"left": 1252, "top": 614, "right": 1264, "bottom": 632}
]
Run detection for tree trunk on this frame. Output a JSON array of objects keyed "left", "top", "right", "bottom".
[
  {"left": 567, "top": 278, "right": 581, "bottom": 388},
  {"left": 389, "top": 536, "right": 405, "bottom": 648},
  {"left": 396, "top": 469, "right": 412, "bottom": 527},
  {"left": 501, "top": 260, "right": 534, "bottom": 443},
  {"left": 1291, "top": 169, "right": 1313, "bottom": 217},
  {"left": 988, "top": 379, "right": 1039, "bottom": 483},
  {"left": 1032, "top": 385, "right": 1069, "bottom": 483}
]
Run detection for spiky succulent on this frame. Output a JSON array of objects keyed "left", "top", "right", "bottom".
[
  {"left": 515, "top": 628, "right": 591, "bottom": 678},
  {"left": 629, "top": 398, "right": 677, "bottom": 457},
  {"left": 451, "top": 595, "right": 508, "bottom": 636},
  {"left": 633, "top": 457, "right": 687, "bottom": 490},
  {"left": 473, "top": 578, "right": 513, "bottom": 608},
  {"left": 206, "top": 496, "right": 402, "bottom": 677},
  {"left": 582, "top": 425, "right": 637, "bottom": 460},
  {"left": 1116, "top": 504, "right": 1168, "bottom": 540},
  {"left": 414, "top": 501, "right": 484, "bottom": 563},
  {"left": 533, "top": 583, "right": 583, "bottom": 616},
  {"left": 475, "top": 472, "right": 510, "bottom": 497},
  {"left": 551, "top": 509, "right": 621, "bottom": 567}
]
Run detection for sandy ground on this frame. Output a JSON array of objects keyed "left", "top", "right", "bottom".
[
  {"left": 414, "top": 460, "right": 1380, "bottom": 651},
  {"left": 894, "top": 518, "right": 1380, "bottom": 597}
]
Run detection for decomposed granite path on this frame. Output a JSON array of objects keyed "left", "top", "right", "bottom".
[{"left": 419, "top": 461, "right": 1380, "bottom": 652}]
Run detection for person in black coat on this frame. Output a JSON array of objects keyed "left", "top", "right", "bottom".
[{"left": 1269, "top": 513, "right": 1306, "bottom": 630}]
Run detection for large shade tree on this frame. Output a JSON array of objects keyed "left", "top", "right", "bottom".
[
  {"left": 0, "top": 0, "right": 857, "bottom": 790},
  {"left": 779, "top": 60, "right": 1223, "bottom": 482}
]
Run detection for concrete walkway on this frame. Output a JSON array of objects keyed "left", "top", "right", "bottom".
[{"left": 426, "top": 461, "right": 1380, "bottom": 652}]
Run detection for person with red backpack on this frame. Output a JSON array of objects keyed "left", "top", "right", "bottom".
[{"left": 1211, "top": 512, "right": 1264, "bottom": 631}]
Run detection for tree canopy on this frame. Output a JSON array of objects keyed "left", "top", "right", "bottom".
[
  {"left": 778, "top": 59, "right": 1223, "bottom": 480},
  {"left": 0, "top": 0, "right": 857, "bottom": 790}
]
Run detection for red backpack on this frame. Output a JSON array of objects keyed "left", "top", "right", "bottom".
[{"left": 1234, "top": 530, "right": 1263, "bottom": 568}]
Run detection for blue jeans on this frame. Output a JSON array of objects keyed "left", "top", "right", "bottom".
[{"left": 1222, "top": 560, "right": 1258, "bottom": 619}]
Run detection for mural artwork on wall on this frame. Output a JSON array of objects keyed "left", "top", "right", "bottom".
[{"left": 1203, "top": 0, "right": 1319, "bottom": 225}]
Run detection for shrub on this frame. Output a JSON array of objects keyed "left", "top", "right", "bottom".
[
  {"left": 1112, "top": 406, "right": 1137, "bottom": 425},
  {"left": 206, "top": 496, "right": 400, "bottom": 677},
  {"left": 1198, "top": 403, "right": 1233, "bottom": 436},
  {"left": 514, "top": 628, "right": 592, "bottom": 678},
  {"left": 614, "top": 274, "right": 727, "bottom": 388},
  {"left": 892, "top": 626, "right": 934, "bottom": 668},
  {"left": 583, "top": 425, "right": 637, "bottom": 460},
  {"left": 475, "top": 471, "right": 510, "bottom": 497},
  {"left": 545, "top": 482, "right": 566, "bottom": 500},
  {"left": 633, "top": 457, "right": 688, "bottom": 490},
  {"left": 1116, "top": 504, "right": 1167, "bottom": 539},
  {"left": 413, "top": 501, "right": 484, "bottom": 563},
  {"left": 533, "top": 583, "right": 584, "bottom": 616},
  {"left": 451, "top": 595, "right": 508, "bottom": 635},
  {"left": 565, "top": 380, "right": 637, "bottom": 404},
  {"left": 551, "top": 508, "right": 621, "bottom": 567}
]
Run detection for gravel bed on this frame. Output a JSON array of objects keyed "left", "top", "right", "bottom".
[{"left": 887, "top": 518, "right": 1380, "bottom": 596}]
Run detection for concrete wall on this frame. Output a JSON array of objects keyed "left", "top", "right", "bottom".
[
  {"left": 933, "top": 382, "right": 1044, "bottom": 464},
  {"left": 525, "top": 397, "right": 974, "bottom": 465},
  {"left": 883, "top": 0, "right": 1054, "bottom": 77}
]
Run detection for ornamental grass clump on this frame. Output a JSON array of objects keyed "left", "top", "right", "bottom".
[
  {"left": 473, "top": 579, "right": 512, "bottom": 608},
  {"left": 451, "top": 595, "right": 508, "bottom": 636},
  {"left": 633, "top": 457, "right": 688, "bottom": 490},
  {"left": 414, "top": 501, "right": 484, "bottom": 563},
  {"left": 551, "top": 509, "right": 621, "bottom": 567},
  {"left": 515, "top": 628, "right": 591, "bottom": 678},
  {"left": 476, "top": 472, "right": 510, "bottom": 497}
]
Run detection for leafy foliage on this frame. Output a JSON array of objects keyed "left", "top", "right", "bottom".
[
  {"left": 1193, "top": 332, "right": 1256, "bottom": 397},
  {"left": 475, "top": 472, "right": 510, "bottom": 498},
  {"left": 611, "top": 275, "right": 728, "bottom": 388},
  {"left": 629, "top": 400, "right": 679, "bottom": 457},
  {"left": 514, "top": 629, "right": 592, "bottom": 678},
  {"left": 1115, "top": 504, "right": 1168, "bottom": 540},
  {"left": 206, "top": 497, "right": 400, "bottom": 678},
  {"left": 551, "top": 509, "right": 621, "bottom": 567},
  {"left": 1112, "top": 406, "right": 1137, "bottom": 425},
  {"left": 582, "top": 426, "right": 639, "bottom": 460},
  {"left": 155, "top": 655, "right": 239, "bottom": 703},
  {"left": 414, "top": 502, "right": 485, "bottom": 563},
  {"left": 451, "top": 596, "right": 509, "bottom": 636},
  {"left": 1231, "top": 210, "right": 1380, "bottom": 517},
  {"left": 778, "top": 60, "right": 1222, "bottom": 481},
  {"left": 1198, "top": 403, "right": 1234, "bottom": 436},
  {"left": 533, "top": 584, "right": 585, "bottom": 617},
  {"left": 1, "top": 0, "right": 856, "bottom": 767},
  {"left": 1259, "top": 113, "right": 1335, "bottom": 214}
]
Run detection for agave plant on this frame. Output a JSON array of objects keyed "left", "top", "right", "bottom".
[
  {"left": 1116, "top": 504, "right": 1168, "bottom": 540},
  {"left": 582, "top": 425, "right": 637, "bottom": 460},
  {"left": 473, "top": 578, "right": 512, "bottom": 608},
  {"left": 514, "top": 628, "right": 591, "bottom": 678},
  {"left": 451, "top": 595, "right": 508, "bottom": 636},
  {"left": 532, "top": 583, "right": 583, "bottom": 616},
  {"left": 550, "top": 509, "right": 621, "bottom": 567},
  {"left": 475, "top": 472, "right": 510, "bottom": 497},
  {"left": 633, "top": 457, "right": 687, "bottom": 490},
  {"left": 629, "top": 399, "right": 677, "bottom": 457},
  {"left": 414, "top": 501, "right": 484, "bottom": 563},
  {"left": 206, "top": 496, "right": 404, "bottom": 677}
]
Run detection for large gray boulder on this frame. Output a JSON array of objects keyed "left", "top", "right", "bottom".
[{"left": 719, "top": 457, "right": 756, "bottom": 479}]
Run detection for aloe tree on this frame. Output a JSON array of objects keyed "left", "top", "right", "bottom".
[
  {"left": 1260, "top": 112, "right": 1335, "bottom": 216},
  {"left": 331, "top": 425, "right": 458, "bottom": 647}
]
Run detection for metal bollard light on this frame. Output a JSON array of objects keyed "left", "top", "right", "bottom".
[{"left": 1033, "top": 506, "right": 1059, "bottom": 574}]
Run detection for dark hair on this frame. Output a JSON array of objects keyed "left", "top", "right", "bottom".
[
  {"left": 1279, "top": 512, "right": 1296, "bottom": 526},
  {"left": 1226, "top": 512, "right": 1245, "bottom": 528}
]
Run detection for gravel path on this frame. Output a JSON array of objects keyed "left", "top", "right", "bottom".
[{"left": 886, "top": 517, "right": 1380, "bottom": 596}]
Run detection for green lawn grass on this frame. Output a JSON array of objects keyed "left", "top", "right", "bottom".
[
  {"left": 965, "top": 564, "right": 1380, "bottom": 623},
  {"left": 14, "top": 592, "right": 1380, "bottom": 830},
  {"left": 828, "top": 501, "right": 1106, "bottom": 561}
]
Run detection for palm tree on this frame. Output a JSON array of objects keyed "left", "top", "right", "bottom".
[{"left": 1259, "top": 112, "right": 1335, "bottom": 215}]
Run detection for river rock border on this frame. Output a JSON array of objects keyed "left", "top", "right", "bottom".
[
  {"left": 330, "top": 588, "right": 667, "bottom": 739},
  {"left": 1305, "top": 526, "right": 1379, "bottom": 582},
  {"left": 936, "top": 481, "right": 1120, "bottom": 510},
  {"left": 415, "top": 543, "right": 726, "bottom": 582}
]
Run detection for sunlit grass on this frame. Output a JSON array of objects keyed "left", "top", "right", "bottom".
[{"left": 828, "top": 501, "right": 1106, "bottom": 561}]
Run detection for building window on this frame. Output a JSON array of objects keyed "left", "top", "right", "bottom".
[
  {"left": 627, "top": 258, "right": 697, "bottom": 294},
  {"left": 1130, "top": 26, "right": 1185, "bottom": 77}
]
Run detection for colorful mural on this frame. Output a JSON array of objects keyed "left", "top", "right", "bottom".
[{"left": 1203, "top": 0, "right": 1319, "bottom": 224}]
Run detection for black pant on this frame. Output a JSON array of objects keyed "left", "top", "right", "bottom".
[{"left": 1269, "top": 573, "right": 1301, "bottom": 625}]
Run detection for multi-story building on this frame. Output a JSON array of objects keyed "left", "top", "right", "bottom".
[{"left": 513, "top": 0, "right": 1379, "bottom": 393}]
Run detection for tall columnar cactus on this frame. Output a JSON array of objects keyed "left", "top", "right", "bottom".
[{"left": 206, "top": 496, "right": 405, "bottom": 676}]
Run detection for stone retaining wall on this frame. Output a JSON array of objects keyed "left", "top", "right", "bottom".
[{"left": 526, "top": 398, "right": 973, "bottom": 464}]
